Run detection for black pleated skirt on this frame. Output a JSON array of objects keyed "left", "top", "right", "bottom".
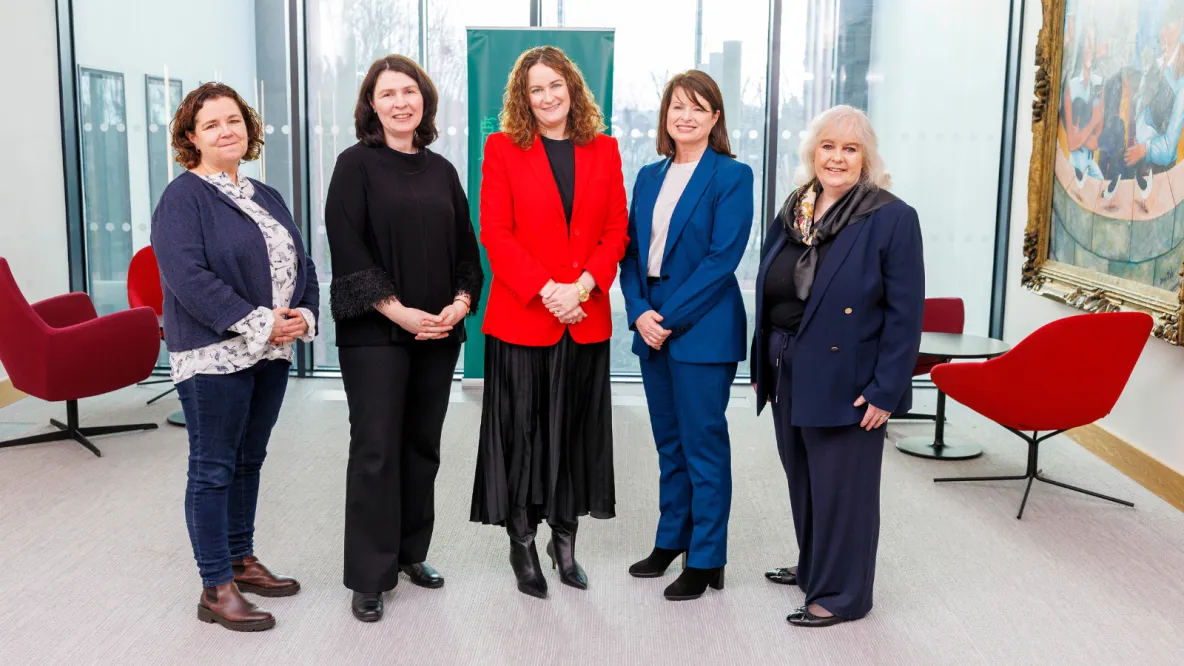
[{"left": 470, "top": 331, "right": 615, "bottom": 526}]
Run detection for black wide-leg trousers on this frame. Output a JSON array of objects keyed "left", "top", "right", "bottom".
[{"left": 340, "top": 342, "right": 459, "bottom": 592}]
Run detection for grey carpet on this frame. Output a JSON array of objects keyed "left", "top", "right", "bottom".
[{"left": 1, "top": 380, "right": 1182, "bottom": 665}]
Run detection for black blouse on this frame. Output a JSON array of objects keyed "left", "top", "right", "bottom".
[
  {"left": 763, "top": 237, "right": 834, "bottom": 333},
  {"left": 541, "top": 136, "right": 575, "bottom": 225},
  {"left": 325, "top": 142, "right": 484, "bottom": 347}
]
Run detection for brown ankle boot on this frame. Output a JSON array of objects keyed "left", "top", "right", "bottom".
[
  {"left": 197, "top": 582, "right": 275, "bottom": 631},
  {"left": 232, "top": 556, "right": 301, "bottom": 597}
]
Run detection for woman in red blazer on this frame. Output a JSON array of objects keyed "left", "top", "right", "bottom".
[{"left": 470, "top": 45, "right": 629, "bottom": 599}]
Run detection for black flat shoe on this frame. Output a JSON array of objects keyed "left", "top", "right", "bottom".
[
  {"left": 399, "top": 562, "right": 444, "bottom": 589},
  {"left": 764, "top": 567, "right": 797, "bottom": 585},
  {"left": 628, "top": 547, "right": 687, "bottom": 578},
  {"left": 663, "top": 566, "right": 724, "bottom": 601},
  {"left": 351, "top": 592, "right": 383, "bottom": 622},
  {"left": 786, "top": 606, "right": 849, "bottom": 627}
]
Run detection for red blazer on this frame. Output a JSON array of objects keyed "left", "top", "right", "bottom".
[{"left": 479, "top": 132, "right": 629, "bottom": 346}]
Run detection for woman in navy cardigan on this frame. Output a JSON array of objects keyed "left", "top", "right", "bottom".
[
  {"left": 620, "top": 70, "right": 753, "bottom": 601},
  {"left": 752, "top": 105, "right": 924, "bottom": 627},
  {"left": 152, "top": 83, "right": 319, "bottom": 633}
]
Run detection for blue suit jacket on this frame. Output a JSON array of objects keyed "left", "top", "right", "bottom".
[
  {"left": 750, "top": 199, "right": 925, "bottom": 427},
  {"left": 620, "top": 148, "right": 754, "bottom": 363}
]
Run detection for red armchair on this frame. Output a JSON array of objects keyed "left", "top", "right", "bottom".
[
  {"left": 0, "top": 257, "right": 160, "bottom": 456},
  {"left": 930, "top": 312, "right": 1152, "bottom": 519},
  {"left": 127, "top": 247, "right": 173, "bottom": 399},
  {"left": 894, "top": 297, "right": 965, "bottom": 422}
]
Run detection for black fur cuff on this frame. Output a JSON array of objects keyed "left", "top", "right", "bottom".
[
  {"left": 455, "top": 261, "right": 485, "bottom": 315},
  {"left": 330, "top": 268, "right": 397, "bottom": 321}
]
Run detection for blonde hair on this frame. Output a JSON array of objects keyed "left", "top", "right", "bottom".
[{"left": 792, "top": 105, "right": 891, "bottom": 189}]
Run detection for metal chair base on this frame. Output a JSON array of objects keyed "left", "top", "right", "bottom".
[
  {"left": 934, "top": 428, "right": 1134, "bottom": 519},
  {"left": 0, "top": 400, "right": 158, "bottom": 457}
]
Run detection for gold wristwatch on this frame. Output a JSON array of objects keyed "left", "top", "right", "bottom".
[{"left": 574, "top": 281, "right": 590, "bottom": 303}]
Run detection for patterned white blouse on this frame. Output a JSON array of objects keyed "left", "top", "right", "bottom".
[{"left": 168, "top": 172, "right": 316, "bottom": 384}]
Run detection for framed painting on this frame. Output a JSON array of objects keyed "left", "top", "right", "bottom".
[{"left": 1026, "top": 0, "right": 1184, "bottom": 344}]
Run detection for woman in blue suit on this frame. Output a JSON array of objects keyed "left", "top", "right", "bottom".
[
  {"left": 620, "top": 70, "right": 753, "bottom": 601},
  {"left": 752, "top": 105, "right": 924, "bottom": 627}
]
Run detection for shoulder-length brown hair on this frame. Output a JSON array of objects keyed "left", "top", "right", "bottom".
[
  {"left": 171, "top": 82, "right": 263, "bottom": 169},
  {"left": 656, "top": 70, "right": 734, "bottom": 158},
  {"left": 500, "top": 45, "right": 605, "bottom": 150},
  {"left": 355, "top": 54, "right": 439, "bottom": 149}
]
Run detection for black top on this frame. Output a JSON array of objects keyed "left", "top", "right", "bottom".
[
  {"left": 541, "top": 136, "right": 575, "bottom": 225},
  {"left": 325, "top": 142, "right": 484, "bottom": 347},
  {"left": 763, "top": 238, "right": 834, "bottom": 333}
]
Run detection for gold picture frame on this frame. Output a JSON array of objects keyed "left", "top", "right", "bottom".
[{"left": 1024, "top": 0, "right": 1184, "bottom": 344}]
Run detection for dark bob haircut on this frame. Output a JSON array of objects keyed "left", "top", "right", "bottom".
[
  {"left": 355, "top": 54, "right": 439, "bottom": 149},
  {"left": 656, "top": 70, "right": 734, "bottom": 158}
]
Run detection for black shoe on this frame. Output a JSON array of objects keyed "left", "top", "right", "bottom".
[
  {"left": 507, "top": 507, "right": 547, "bottom": 599},
  {"left": 628, "top": 547, "right": 687, "bottom": 578},
  {"left": 545, "top": 520, "right": 588, "bottom": 590},
  {"left": 764, "top": 567, "right": 797, "bottom": 585},
  {"left": 786, "top": 606, "right": 849, "bottom": 627},
  {"left": 663, "top": 566, "right": 724, "bottom": 601},
  {"left": 399, "top": 562, "right": 444, "bottom": 589},
  {"left": 351, "top": 592, "right": 383, "bottom": 622}
]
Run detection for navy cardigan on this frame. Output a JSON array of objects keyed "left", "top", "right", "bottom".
[{"left": 151, "top": 171, "right": 320, "bottom": 353}]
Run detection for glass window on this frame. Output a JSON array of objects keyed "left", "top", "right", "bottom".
[
  {"left": 779, "top": 0, "right": 1011, "bottom": 336},
  {"left": 544, "top": 0, "right": 770, "bottom": 377},
  {"left": 306, "top": 0, "right": 420, "bottom": 370},
  {"left": 864, "top": 0, "right": 1011, "bottom": 335},
  {"left": 71, "top": 0, "right": 294, "bottom": 341}
]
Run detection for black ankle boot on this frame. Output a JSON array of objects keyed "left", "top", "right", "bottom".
[
  {"left": 628, "top": 547, "right": 687, "bottom": 578},
  {"left": 506, "top": 506, "right": 547, "bottom": 599},
  {"left": 545, "top": 519, "right": 587, "bottom": 590},
  {"left": 663, "top": 566, "right": 725, "bottom": 600}
]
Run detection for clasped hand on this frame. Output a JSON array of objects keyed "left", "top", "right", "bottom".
[
  {"left": 635, "top": 310, "right": 670, "bottom": 350},
  {"left": 540, "top": 281, "right": 587, "bottom": 325},
  {"left": 385, "top": 300, "right": 467, "bottom": 341},
  {"left": 269, "top": 307, "right": 308, "bottom": 345}
]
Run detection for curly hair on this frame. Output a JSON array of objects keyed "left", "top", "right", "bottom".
[
  {"left": 500, "top": 45, "right": 605, "bottom": 150},
  {"left": 171, "top": 82, "right": 263, "bottom": 169},
  {"left": 355, "top": 54, "right": 439, "bottom": 149}
]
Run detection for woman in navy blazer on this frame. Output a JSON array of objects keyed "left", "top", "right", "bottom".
[
  {"left": 620, "top": 70, "right": 753, "bottom": 601},
  {"left": 752, "top": 105, "right": 924, "bottom": 627}
]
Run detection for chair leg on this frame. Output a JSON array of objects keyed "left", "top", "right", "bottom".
[
  {"left": 1036, "top": 474, "right": 1134, "bottom": 508},
  {"left": 145, "top": 385, "right": 177, "bottom": 405},
  {"left": 137, "top": 378, "right": 172, "bottom": 387},
  {"left": 1017, "top": 476, "right": 1037, "bottom": 520},
  {"left": 934, "top": 474, "right": 1028, "bottom": 483},
  {"left": 0, "top": 429, "right": 74, "bottom": 449},
  {"left": 73, "top": 431, "right": 101, "bottom": 457},
  {"left": 79, "top": 423, "right": 159, "bottom": 437}
]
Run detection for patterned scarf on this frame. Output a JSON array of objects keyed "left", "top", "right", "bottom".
[{"left": 778, "top": 179, "right": 898, "bottom": 300}]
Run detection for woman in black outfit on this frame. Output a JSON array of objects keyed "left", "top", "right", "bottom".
[{"left": 326, "top": 54, "right": 483, "bottom": 623}]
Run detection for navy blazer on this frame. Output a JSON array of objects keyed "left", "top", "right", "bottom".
[
  {"left": 750, "top": 199, "right": 925, "bottom": 427},
  {"left": 152, "top": 171, "right": 319, "bottom": 353},
  {"left": 619, "top": 147, "right": 754, "bottom": 363}
]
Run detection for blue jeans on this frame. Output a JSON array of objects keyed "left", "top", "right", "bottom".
[{"left": 176, "top": 360, "right": 289, "bottom": 587}]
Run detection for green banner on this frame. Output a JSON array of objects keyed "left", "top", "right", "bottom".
[{"left": 464, "top": 28, "right": 615, "bottom": 379}]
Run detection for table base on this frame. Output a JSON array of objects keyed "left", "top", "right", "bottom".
[{"left": 895, "top": 436, "right": 982, "bottom": 460}]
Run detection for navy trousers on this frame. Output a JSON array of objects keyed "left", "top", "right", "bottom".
[
  {"left": 767, "top": 328, "right": 885, "bottom": 619},
  {"left": 639, "top": 281, "right": 737, "bottom": 569}
]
